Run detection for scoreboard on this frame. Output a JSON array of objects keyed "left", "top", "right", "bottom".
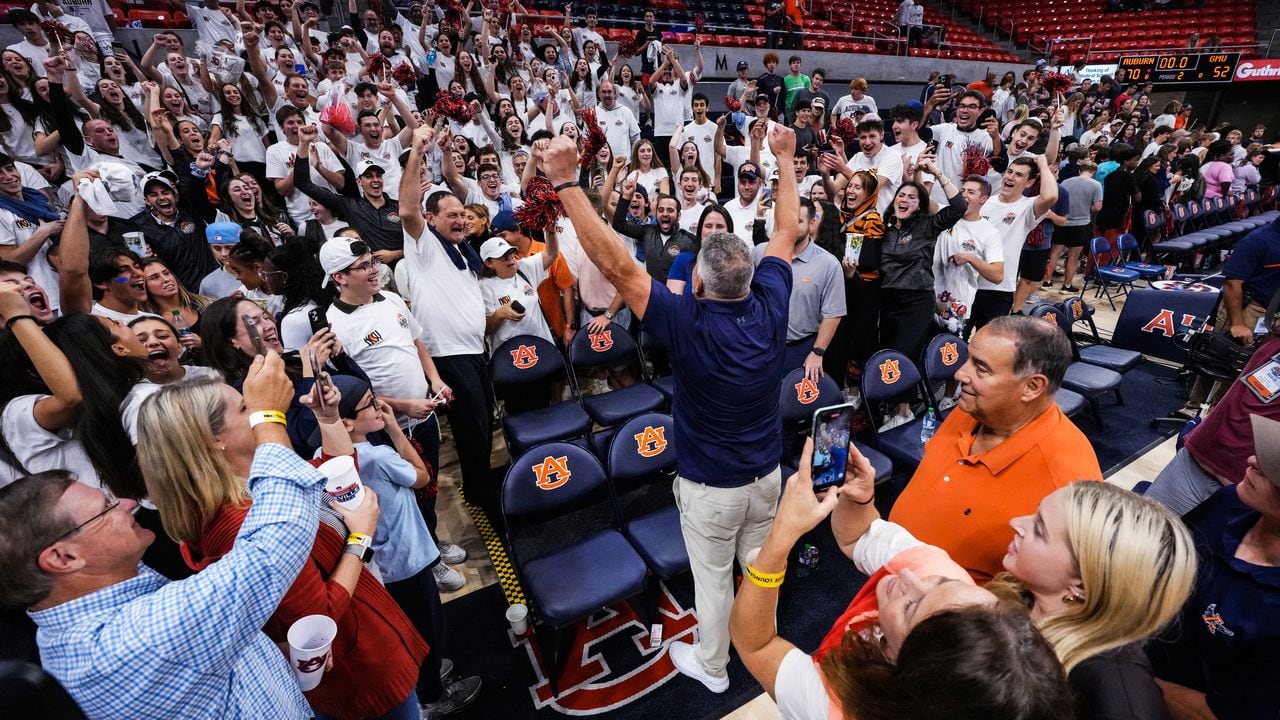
[{"left": 1117, "top": 52, "right": 1239, "bottom": 84}]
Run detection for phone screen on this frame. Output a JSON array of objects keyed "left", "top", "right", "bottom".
[{"left": 811, "top": 403, "right": 855, "bottom": 492}]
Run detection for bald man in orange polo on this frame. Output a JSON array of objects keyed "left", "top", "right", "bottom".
[{"left": 889, "top": 315, "right": 1103, "bottom": 581}]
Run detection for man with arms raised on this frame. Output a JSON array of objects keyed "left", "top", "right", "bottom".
[{"left": 538, "top": 125, "right": 801, "bottom": 695}]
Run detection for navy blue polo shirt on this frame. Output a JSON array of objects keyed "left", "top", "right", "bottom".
[
  {"left": 641, "top": 256, "right": 792, "bottom": 487},
  {"left": 1146, "top": 485, "right": 1280, "bottom": 719},
  {"left": 1223, "top": 218, "right": 1280, "bottom": 307}
]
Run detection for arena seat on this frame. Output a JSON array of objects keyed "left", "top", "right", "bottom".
[
  {"left": 567, "top": 322, "right": 665, "bottom": 428},
  {"left": 490, "top": 334, "right": 593, "bottom": 456},
  {"left": 778, "top": 367, "right": 894, "bottom": 484}
]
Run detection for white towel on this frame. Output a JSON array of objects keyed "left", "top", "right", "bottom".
[{"left": 76, "top": 162, "right": 137, "bottom": 217}]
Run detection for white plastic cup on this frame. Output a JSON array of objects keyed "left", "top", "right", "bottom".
[
  {"left": 287, "top": 614, "right": 338, "bottom": 692},
  {"left": 318, "top": 455, "right": 365, "bottom": 510},
  {"left": 505, "top": 603, "right": 529, "bottom": 636}
]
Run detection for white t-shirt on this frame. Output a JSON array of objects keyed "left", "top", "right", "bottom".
[
  {"left": 847, "top": 145, "right": 904, "bottom": 215},
  {"left": 933, "top": 216, "right": 1004, "bottom": 315},
  {"left": 680, "top": 119, "right": 719, "bottom": 179},
  {"left": 210, "top": 112, "right": 268, "bottom": 163},
  {"left": 0, "top": 394, "right": 100, "bottom": 489},
  {"left": 64, "top": 147, "right": 147, "bottom": 218},
  {"left": 265, "top": 139, "right": 344, "bottom": 224},
  {"left": 326, "top": 292, "right": 430, "bottom": 426},
  {"left": 724, "top": 142, "right": 779, "bottom": 184},
  {"left": 893, "top": 138, "right": 935, "bottom": 189},
  {"left": 90, "top": 304, "right": 159, "bottom": 325},
  {"left": 930, "top": 123, "right": 994, "bottom": 205},
  {"left": 723, "top": 194, "right": 760, "bottom": 248},
  {"left": 279, "top": 301, "right": 316, "bottom": 351},
  {"left": 345, "top": 136, "right": 405, "bottom": 200},
  {"left": 651, "top": 80, "right": 687, "bottom": 136},
  {"left": 630, "top": 167, "right": 669, "bottom": 199},
  {"left": 185, "top": 0, "right": 240, "bottom": 45},
  {"left": 7, "top": 40, "right": 49, "bottom": 78},
  {"left": 461, "top": 177, "right": 525, "bottom": 219},
  {"left": 0, "top": 207, "right": 59, "bottom": 311},
  {"left": 979, "top": 194, "right": 1043, "bottom": 292},
  {"left": 401, "top": 227, "right": 486, "bottom": 356},
  {"left": 480, "top": 255, "right": 553, "bottom": 348},
  {"left": 596, "top": 103, "right": 641, "bottom": 164}
]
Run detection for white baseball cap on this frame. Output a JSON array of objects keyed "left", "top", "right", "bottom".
[
  {"left": 479, "top": 237, "right": 517, "bottom": 260},
  {"left": 318, "top": 237, "right": 367, "bottom": 285}
]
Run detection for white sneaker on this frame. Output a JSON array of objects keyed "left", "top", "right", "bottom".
[
  {"left": 879, "top": 410, "right": 915, "bottom": 432},
  {"left": 667, "top": 641, "right": 729, "bottom": 693},
  {"left": 433, "top": 563, "right": 466, "bottom": 592},
  {"left": 438, "top": 541, "right": 467, "bottom": 565}
]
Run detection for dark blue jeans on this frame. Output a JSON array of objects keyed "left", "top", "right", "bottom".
[{"left": 315, "top": 690, "right": 419, "bottom": 720}]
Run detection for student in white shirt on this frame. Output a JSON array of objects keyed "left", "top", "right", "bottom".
[
  {"left": 972, "top": 155, "right": 1058, "bottom": 329},
  {"left": 265, "top": 106, "right": 346, "bottom": 224},
  {"left": 932, "top": 176, "right": 1004, "bottom": 338},
  {"left": 839, "top": 117, "right": 903, "bottom": 214},
  {"left": 479, "top": 234, "right": 559, "bottom": 349}
]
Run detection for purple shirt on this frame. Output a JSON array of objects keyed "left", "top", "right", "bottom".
[{"left": 1185, "top": 335, "right": 1280, "bottom": 483}]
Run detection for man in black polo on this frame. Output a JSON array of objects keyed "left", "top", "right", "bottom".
[
  {"left": 294, "top": 125, "right": 404, "bottom": 264},
  {"left": 130, "top": 170, "right": 218, "bottom": 291},
  {"left": 539, "top": 124, "right": 800, "bottom": 696},
  {"left": 612, "top": 185, "right": 695, "bottom": 282}
]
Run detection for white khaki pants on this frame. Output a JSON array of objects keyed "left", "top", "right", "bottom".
[{"left": 673, "top": 467, "right": 782, "bottom": 676}]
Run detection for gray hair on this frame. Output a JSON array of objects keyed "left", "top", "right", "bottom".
[
  {"left": 695, "top": 232, "right": 754, "bottom": 299},
  {"left": 0, "top": 471, "right": 78, "bottom": 609},
  {"left": 984, "top": 315, "right": 1071, "bottom": 393}
]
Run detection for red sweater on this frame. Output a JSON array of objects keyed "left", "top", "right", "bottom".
[{"left": 183, "top": 502, "right": 428, "bottom": 719}]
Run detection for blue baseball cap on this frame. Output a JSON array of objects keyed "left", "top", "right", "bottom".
[{"left": 206, "top": 221, "right": 242, "bottom": 245}]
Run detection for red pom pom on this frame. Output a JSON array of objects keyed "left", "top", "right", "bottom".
[
  {"left": 367, "top": 54, "right": 391, "bottom": 78},
  {"left": 693, "top": 12, "right": 706, "bottom": 33},
  {"left": 514, "top": 176, "right": 565, "bottom": 231},
  {"left": 961, "top": 143, "right": 991, "bottom": 178},
  {"left": 41, "top": 20, "right": 74, "bottom": 46},
  {"left": 831, "top": 117, "right": 858, "bottom": 151},
  {"left": 393, "top": 63, "right": 417, "bottom": 89},
  {"left": 432, "top": 93, "right": 473, "bottom": 124},
  {"left": 616, "top": 33, "right": 637, "bottom": 59},
  {"left": 578, "top": 107, "right": 608, "bottom": 169},
  {"left": 724, "top": 96, "right": 741, "bottom": 112},
  {"left": 1042, "top": 72, "right": 1073, "bottom": 98}
]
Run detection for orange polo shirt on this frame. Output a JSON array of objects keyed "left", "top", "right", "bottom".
[
  {"left": 522, "top": 240, "right": 576, "bottom": 339},
  {"left": 887, "top": 403, "right": 1102, "bottom": 582}
]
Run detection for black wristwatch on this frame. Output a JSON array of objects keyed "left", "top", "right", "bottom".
[{"left": 811, "top": 346, "right": 826, "bottom": 357}]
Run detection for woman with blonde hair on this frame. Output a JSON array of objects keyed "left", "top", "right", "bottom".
[
  {"left": 138, "top": 374, "right": 434, "bottom": 719},
  {"left": 733, "top": 440, "right": 1196, "bottom": 720}
]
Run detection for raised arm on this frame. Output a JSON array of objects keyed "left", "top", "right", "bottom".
[
  {"left": 438, "top": 128, "right": 470, "bottom": 199},
  {"left": 399, "top": 125, "right": 433, "bottom": 240},
  {"left": 762, "top": 125, "right": 798, "bottom": 260},
  {"left": 1032, "top": 153, "right": 1059, "bottom": 216},
  {"left": 57, "top": 186, "right": 93, "bottom": 315},
  {"left": 0, "top": 289, "right": 80, "bottom": 431},
  {"left": 541, "top": 136, "right": 652, "bottom": 319},
  {"left": 244, "top": 29, "right": 279, "bottom": 110}
]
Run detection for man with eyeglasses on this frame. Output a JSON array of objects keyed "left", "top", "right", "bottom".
[
  {"left": 294, "top": 125, "right": 405, "bottom": 264},
  {"left": 0, "top": 352, "right": 324, "bottom": 720},
  {"left": 441, "top": 140, "right": 524, "bottom": 224},
  {"left": 920, "top": 88, "right": 1003, "bottom": 206}
]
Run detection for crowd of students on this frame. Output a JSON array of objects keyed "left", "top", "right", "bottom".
[{"left": 0, "top": 0, "right": 1275, "bottom": 718}]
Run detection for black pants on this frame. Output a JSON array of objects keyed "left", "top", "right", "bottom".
[
  {"left": 386, "top": 565, "right": 446, "bottom": 702},
  {"left": 433, "top": 354, "right": 496, "bottom": 510},
  {"left": 879, "top": 288, "right": 936, "bottom": 363},
  {"left": 968, "top": 289, "right": 1015, "bottom": 338},
  {"left": 843, "top": 275, "right": 882, "bottom": 380}
]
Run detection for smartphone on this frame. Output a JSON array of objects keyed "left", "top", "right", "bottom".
[
  {"left": 242, "top": 314, "right": 267, "bottom": 356},
  {"left": 924, "top": 139, "right": 939, "bottom": 154},
  {"left": 810, "top": 403, "right": 855, "bottom": 492},
  {"left": 977, "top": 108, "right": 997, "bottom": 126},
  {"left": 510, "top": 300, "right": 526, "bottom": 314},
  {"left": 308, "top": 307, "right": 328, "bottom": 335},
  {"left": 309, "top": 349, "right": 328, "bottom": 410}
]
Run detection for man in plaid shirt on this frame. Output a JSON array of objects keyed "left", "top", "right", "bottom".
[{"left": 0, "top": 353, "right": 321, "bottom": 719}]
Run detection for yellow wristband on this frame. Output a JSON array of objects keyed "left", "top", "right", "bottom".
[
  {"left": 248, "top": 410, "right": 287, "bottom": 428},
  {"left": 746, "top": 564, "right": 785, "bottom": 589}
]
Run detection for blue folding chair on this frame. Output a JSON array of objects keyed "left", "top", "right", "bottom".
[
  {"left": 501, "top": 443, "right": 650, "bottom": 693},
  {"left": 567, "top": 322, "right": 665, "bottom": 427},
  {"left": 778, "top": 367, "right": 893, "bottom": 483},
  {"left": 920, "top": 333, "right": 967, "bottom": 419},
  {"left": 1117, "top": 233, "right": 1164, "bottom": 280},
  {"left": 605, "top": 413, "right": 687, "bottom": 579},
  {"left": 860, "top": 349, "right": 929, "bottom": 470},
  {"left": 1082, "top": 236, "right": 1140, "bottom": 310},
  {"left": 1060, "top": 297, "right": 1143, "bottom": 374},
  {"left": 490, "top": 334, "right": 593, "bottom": 456},
  {"left": 1029, "top": 303, "right": 1123, "bottom": 425}
]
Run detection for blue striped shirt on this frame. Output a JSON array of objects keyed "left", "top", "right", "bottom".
[{"left": 30, "top": 443, "right": 325, "bottom": 720}]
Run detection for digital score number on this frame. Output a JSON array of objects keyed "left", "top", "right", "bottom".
[{"left": 1117, "top": 53, "right": 1240, "bottom": 84}]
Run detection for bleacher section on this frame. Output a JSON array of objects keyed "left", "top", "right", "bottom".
[{"left": 954, "top": 0, "right": 1258, "bottom": 64}]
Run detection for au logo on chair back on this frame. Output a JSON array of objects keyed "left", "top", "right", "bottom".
[
  {"left": 633, "top": 425, "right": 668, "bottom": 457},
  {"left": 510, "top": 344, "right": 539, "bottom": 369},
  {"left": 533, "top": 455, "right": 572, "bottom": 490},
  {"left": 879, "top": 358, "right": 901, "bottom": 384},
  {"left": 794, "top": 377, "right": 819, "bottom": 404},
  {"left": 939, "top": 342, "right": 959, "bottom": 366},
  {"left": 588, "top": 330, "right": 614, "bottom": 352}
]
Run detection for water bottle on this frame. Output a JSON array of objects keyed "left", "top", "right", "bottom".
[
  {"left": 170, "top": 309, "right": 193, "bottom": 336},
  {"left": 920, "top": 406, "right": 939, "bottom": 444},
  {"left": 796, "top": 543, "right": 819, "bottom": 577}
]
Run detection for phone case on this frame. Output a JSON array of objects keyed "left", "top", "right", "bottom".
[{"left": 844, "top": 232, "right": 864, "bottom": 265}]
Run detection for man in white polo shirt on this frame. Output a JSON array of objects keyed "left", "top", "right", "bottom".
[
  {"left": 595, "top": 81, "right": 641, "bottom": 164},
  {"left": 398, "top": 127, "right": 497, "bottom": 511}
]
